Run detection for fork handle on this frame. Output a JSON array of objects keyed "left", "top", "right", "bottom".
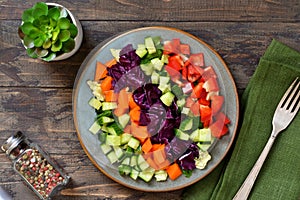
[{"left": 233, "top": 135, "right": 276, "bottom": 200}]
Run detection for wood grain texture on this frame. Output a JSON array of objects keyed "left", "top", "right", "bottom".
[
  {"left": 0, "top": 0, "right": 299, "bottom": 22},
  {"left": 1, "top": 0, "right": 300, "bottom": 199}
]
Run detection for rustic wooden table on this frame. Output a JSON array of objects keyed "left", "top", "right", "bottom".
[{"left": 0, "top": 0, "right": 299, "bottom": 199}]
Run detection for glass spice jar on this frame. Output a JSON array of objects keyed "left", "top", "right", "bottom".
[{"left": 1, "top": 131, "right": 70, "bottom": 200}]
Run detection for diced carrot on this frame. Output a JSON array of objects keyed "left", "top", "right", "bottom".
[
  {"left": 153, "top": 148, "right": 166, "bottom": 165},
  {"left": 103, "top": 90, "right": 118, "bottom": 102},
  {"left": 105, "top": 59, "right": 117, "bottom": 68},
  {"left": 151, "top": 144, "right": 163, "bottom": 151},
  {"left": 94, "top": 61, "right": 108, "bottom": 81},
  {"left": 146, "top": 157, "right": 159, "bottom": 170},
  {"left": 128, "top": 93, "right": 138, "bottom": 109},
  {"left": 123, "top": 125, "right": 131, "bottom": 134},
  {"left": 118, "top": 88, "right": 129, "bottom": 110},
  {"left": 157, "top": 159, "right": 170, "bottom": 170},
  {"left": 129, "top": 106, "right": 140, "bottom": 122},
  {"left": 130, "top": 122, "right": 149, "bottom": 143},
  {"left": 113, "top": 107, "right": 128, "bottom": 117},
  {"left": 142, "top": 138, "right": 153, "bottom": 153},
  {"left": 100, "top": 76, "right": 113, "bottom": 92},
  {"left": 166, "top": 162, "right": 182, "bottom": 181}
]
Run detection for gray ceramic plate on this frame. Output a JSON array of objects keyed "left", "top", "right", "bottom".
[{"left": 72, "top": 26, "right": 239, "bottom": 192}]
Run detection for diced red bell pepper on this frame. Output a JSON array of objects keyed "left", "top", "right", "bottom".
[
  {"left": 187, "top": 64, "right": 203, "bottom": 83},
  {"left": 211, "top": 95, "right": 224, "bottom": 115},
  {"left": 168, "top": 55, "right": 183, "bottom": 71},
  {"left": 199, "top": 105, "right": 212, "bottom": 124},
  {"left": 189, "top": 53, "right": 204, "bottom": 67},
  {"left": 203, "top": 77, "right": 219, "bottom": 92}
]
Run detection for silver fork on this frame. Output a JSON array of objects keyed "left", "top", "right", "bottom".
[{"left": 233, "top": 77, "right": 300, "bottom": 200}]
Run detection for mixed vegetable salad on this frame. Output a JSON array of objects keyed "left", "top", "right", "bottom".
[{"left": 87, "top": 36, "right": 230, "bottom": 182}]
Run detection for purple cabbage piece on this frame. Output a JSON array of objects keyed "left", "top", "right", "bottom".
[
  {"left": 178, "top": 143, "right": 199, "bottom": 170},
  {"left": 107, "top": 44, "right": 145, "bottom": 92}
]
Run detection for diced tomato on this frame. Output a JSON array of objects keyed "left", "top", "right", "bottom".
[
  {"left": 209, "top": 117, "right": 228, "bottom": 138},
  {"left": 189, "top": 53, "right": 204, "bottom": 67},
  {"left": 185, "top": 96, "right": 196, "bottom": 108},
  {"left": 199, "top": 105, "right": 212, "bottom": 123},
  {"left": 211, "top": 95, "right": 224, "bottom": 115},
  {"left": 199, "top": 97, "right": 210, "bottom": 106},
  {"left": 190, "top": 101, "right": 200, "bottom": 116},
  {"left": 187, "top": 64, "right": 203, "bottom": 83},
  {"left": 168, "top": 55, "right": 183, "bottom": 71},
  {"left": 163, "top": 41, "right": 174, "bottom": 54},
  {"left": 180, "top": 44, "right": 190, "bottom": 55},
  {"left": 202, "top": 66, "right": 217, "bottom": 81},
  {"left": 165, "top": 65, "right": 181, "bottom": 81},
  {"left": 215, "top": 111, "right": 231, "bottom": 125},
  {"left": 171, "top": 38, "right": 181, "bottom": 54},
  {"left": 203, "top": 77, "right": 219, "bottom": 92}
]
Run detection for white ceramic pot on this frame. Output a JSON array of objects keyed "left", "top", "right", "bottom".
[{"left": 20, "top": 3, "right": 83, "bottom": 61}]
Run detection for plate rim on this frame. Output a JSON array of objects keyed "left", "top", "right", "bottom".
[{"left": 72, "top": 26, "right": 239, "bottom": 192}]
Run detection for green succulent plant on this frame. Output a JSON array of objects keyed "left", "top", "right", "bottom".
[{"left": 19, "top": 2, "right": 78, "bottom": 61}]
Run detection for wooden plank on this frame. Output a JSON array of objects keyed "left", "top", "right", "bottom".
[
  {"left": 1, "top": 20, "right": 300, "bottom": 90},
  {"left": 0, "top": 0, "right": 299, "bottom": 22}
]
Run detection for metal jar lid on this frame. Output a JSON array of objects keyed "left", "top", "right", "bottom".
[{"left": 1, "top": 131, "right": 25, "bottom": 157}]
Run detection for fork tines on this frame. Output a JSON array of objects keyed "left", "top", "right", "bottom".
[{"left": 280, "top": 77, "right": 300, "bottom": 112}]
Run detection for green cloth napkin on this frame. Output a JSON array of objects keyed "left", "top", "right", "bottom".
[{"left": 182, "top": 39, "right": 300, "bottom": 200}]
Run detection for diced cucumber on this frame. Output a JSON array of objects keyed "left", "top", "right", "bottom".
[
  {"left": 118, "top": 164, "right": 131, "bottom": 176},
  {"left": 102, "top": 102, "right": 117, "bottom": 110},
  {"left": 130, "top": 168, "right": 139, "bottom": 180},
  {"left": 87, "top": 80, "right": 105, "bottom": 101},
  {"left": 158, "top": 83, "right": 171, "bottom": 93},
  {"left": 110, "top": 48, "right": 121, "bottom": 62},
  {"left": 130, "top": 155, "right": 138, "bottom": 167},
  {"left": 128, "top": 137, "right": 140, "bottom": 150},
  {"left": 151, "top": 71, "right": 160, "bottom": 84},
  {"left": 107, "top": 151, "right": 118, "bottom": 164},
  {"left": 98, "top": 116, "right": 114, "bottom": 125},
  {"left": 159, "top": 76, "right": 170, "bottom": 86},
  {"left": 118, "top": 114, "right": 130, "bottom": 128},
  {"left": 177, "top": 98, "right": 186, "bottom": 108},
  {"left": 145, "top": 37, "right": 156, "bottom": 54},
  {"left": 120, "top": 133, "right": 132, "bottom": 145},
  {"left": 161, "top": 54, "right": 169, "bottom": 64},
  {"left": 160, "top": 91, "right": 175, "bottom": 106},
  {"left": 98, "top": 132, "right": 108, "bottom": 143},
  {"left": 151, "top": 58, "right": 164, "bottom": 71},
  {"left": 197, "top": 143, "right": 211, "bottom": 152},
  {"left": 137, "top": 154, "right": 150, "bottom": 171},
  {"left": 89, "top": 121, "right": 101, "bottom": 134},
  {"left": 135, "top": 44, "right": 148, "bottom": 58},
  {"left": 88, "top": 97, "right": 102, "bottom": 110},
  {"left": 138, "top": 167, "right": 155, "bottom": 182},
  {"left": 175, "top": 129, "right": 190, "bottom": 141},
  {"left": 100, "top": 143, "right": 112, "bottom": 154},
  {"left": 179, "top": 118, "right": 193, "bottom": 131},
  {"left": 190, "top": 129, "right": 200, "bottom": 142},
  {"left": 199, "top": 128, "right": 212, "bottom": 143},
  {"left": 154, "top": 170, "right": 168, "bottom": 181},
  {"left": 140, "top": 63, "right": 154, "bottom": 76},
  {"left": 121, "top": 157, "right": 130, "bottom": 165},
  {"left": 113, "top": 146, "right": 125, "bottom": 160},
  {"left": 171, "top": 84, "right": 184, "bottom": 98},
  {"left": 106, "top": 135, "right": 121, "bottom": 146},
  {"left": 181, "top": 107, "right": 191, "bottom": 116},
  {"left": 107, "top": 123, "right": 123, "bottom": 135}
]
